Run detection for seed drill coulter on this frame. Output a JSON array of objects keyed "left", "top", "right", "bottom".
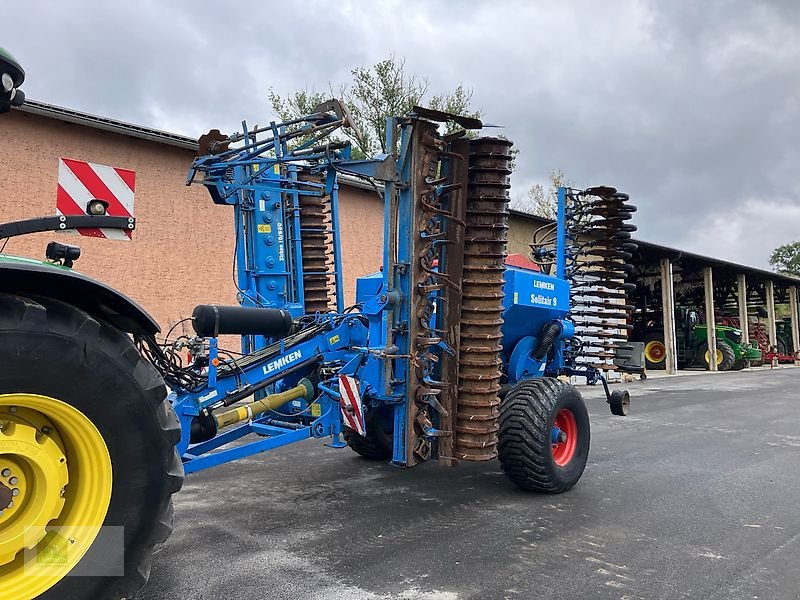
[{"left": 0, "top": 49, "right": 637, "bottom": 599}]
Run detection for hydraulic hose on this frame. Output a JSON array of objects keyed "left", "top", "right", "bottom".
[{"left": 533, "top": 320, "right": 562, "bottom": 361}]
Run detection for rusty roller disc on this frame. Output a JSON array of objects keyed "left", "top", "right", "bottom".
[{"left": 455, "top": 137, "right": 513, "bottom": 462}]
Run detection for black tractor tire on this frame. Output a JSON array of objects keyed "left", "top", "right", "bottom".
[
  {"left": 643, "top": 333, "right": 667, "bottom": 370},
  {"left": 498, "top": 378, "right": 590, "bottom": 493},
  {"left": 777, "top": 340, "right": 788, "bottom": 356},
  {"left": 0, "top": 293, "right": 183, "bottom": 600},
  {"left": 343, "top": 408, "right": 393, "bottom": 461},
  {"left": 730, "top": 359, "right": 748, "bottom": 371},
  {"left": 698, "top": 340, "right": 736, "bottom": 371}
]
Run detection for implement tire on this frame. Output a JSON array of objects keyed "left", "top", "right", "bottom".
[
  {"left": 343, "top": 408, "right": 393, "bottom": 461},
  {"left": 498, "top": 378, "right": 590, "bottom": 493},
  {"left": 0, "top": 293, "right": 183, "bottom": 600}
]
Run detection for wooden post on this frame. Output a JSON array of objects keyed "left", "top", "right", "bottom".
[
  {"left": 736, "top": 273, "right": 749, "bottom": 345},
  {"left": 703, "top": 267, "right": 717, "bottom": 371},
  {"left": 660, "top": 259, "right": 678, "bottom": 374},
  {"left": 789, "top": 285, "right": 799, "bottom": 357},
  {"left": 766, "top": 280, "right": 777, "bottom": 347}
]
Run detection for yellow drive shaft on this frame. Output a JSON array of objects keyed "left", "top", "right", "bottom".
[{"left": 214, "top": 378, "right": 315, "bottom": 429}]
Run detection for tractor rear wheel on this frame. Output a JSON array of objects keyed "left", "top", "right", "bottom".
[
  {"left": 0, "top": 293, "right": 182, "bottom": 600},
  {"left": 643, "top": 334, "right": 667, "bottom": 370},
  {"left": 498, "top": 378, "right": 590, "bottom": 493},
  {"left": 343, "top": 408, "right": 393, "bottom": 461},
  {"left": 699, "top": 341, "right": 735, "bottom": 371}
]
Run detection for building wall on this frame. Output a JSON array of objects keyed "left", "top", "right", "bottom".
[
  {"left": 0, "top": 111, "right": 384, "bottom": 333},
  {"left": 508, "top": 213, "right": 541, "bottom": 255}
]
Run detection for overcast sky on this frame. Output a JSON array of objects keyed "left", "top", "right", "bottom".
[{"left": 6, "top": 0, "right": 799, "bottom": 268}]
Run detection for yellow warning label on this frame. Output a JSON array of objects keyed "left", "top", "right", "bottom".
[
  {"left": 257, "top": 224, "right": 272, "bottom": 233},
  {"left": 252, "top": 164, "right": 260, "bottom": 173},
  {"left": 513, "top": 292, "right": 519, "bottom": 304},
  {"left": 329, "top": 334, "right": 340, "bottom": 345},
  {"left": 273, "top": 164, "right": 280, "bottom": 175},
  {"left": 311, "top": 403, "right": 321, "bottom": 417}
]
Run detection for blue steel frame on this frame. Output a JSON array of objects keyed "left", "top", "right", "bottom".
[
  {"left": 169, "top": 107, "right": 605, "bottom": 475},
  {"left": 173, "top": 315, "right": 369, "bottom": 473},
  {"left": 175, "top": 107, "right": 403, "bottom": 473}
]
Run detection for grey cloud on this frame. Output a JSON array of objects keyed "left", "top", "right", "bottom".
[{"left": 5, "top": 0, "right": 799, "bottom": 267}]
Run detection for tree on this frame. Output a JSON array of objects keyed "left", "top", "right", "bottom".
[
  {"left": 769, "top": 241, "right": 800, "bottom": 277},
  {"left": 516, "top": 169, "right": 570, "bottom": 219},
  {"left": 268, "top": 56, "right": 481, "bottom": 159}
]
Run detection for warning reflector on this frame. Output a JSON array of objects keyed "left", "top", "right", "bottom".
[
  {"left": 56, "top": 158, "right": 135, "bottom": 240},
  {"left": 338, "top": 375, "right": 366, "bottom": 436}
]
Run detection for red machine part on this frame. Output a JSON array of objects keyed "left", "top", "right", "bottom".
[{"left": 504, "top": 253, "right": 541, "bottom": 272}]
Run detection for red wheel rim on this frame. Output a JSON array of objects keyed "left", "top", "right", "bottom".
[{"left": 552, "top": 408, "right": 578, "bottom": 467}]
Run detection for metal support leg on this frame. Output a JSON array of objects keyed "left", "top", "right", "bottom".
[
  {"left": 703, "top": 267, "right": 717, "bottom": 371},
  {"left": 737, "top": 273, "right": 749, "bottom": 345},
  {"left": 660, "top": 259, "right": 678, "bottom": 374}
]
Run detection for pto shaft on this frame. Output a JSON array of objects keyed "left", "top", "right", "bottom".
[{"left": 213, "top": 379, "right": 314, "bottom": 429}]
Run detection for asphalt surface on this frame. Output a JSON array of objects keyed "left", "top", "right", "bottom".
[{"left": 142, "top": 368, "right": 800, "bottom": 600}]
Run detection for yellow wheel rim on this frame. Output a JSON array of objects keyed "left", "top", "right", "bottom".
[
  {"left": 645, "top": 340, "right": 666, "bottom": 363},
  {"left": 0, "top": 394, "right": 112, "bottom": 600},
  {"left": 704, "top": 349, "right": 723, "bottom": 365}
]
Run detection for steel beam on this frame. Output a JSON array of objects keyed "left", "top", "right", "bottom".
[
  {"left": 790, "top": 286, "right": 799, "bottom": 358},
  {"left": 766, "top": 280, "right": 777, "bottom": 346},
  {"left": 659, "top": 259, "right": 678, "bottom": 374},
  {"left": 736, "top": 273, "right": 749, "bottom": 345},
  {"left": 703, "top": 267, "right": 718, "bottom": 371}
]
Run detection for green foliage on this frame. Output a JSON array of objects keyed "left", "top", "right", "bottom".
[
  {"left": 523, "top": 169, "right": 570, "bottom": 219},
  {"left": 269, "top": 56, "right": 482, "bottom": 160},
  {"left": 267, "top": 89, "right": 329, "bottom": 122},
  {"left": 769, "top": 241, "right": 800, "bottom": 277}
]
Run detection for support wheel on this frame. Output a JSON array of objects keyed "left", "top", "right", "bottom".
[
  {"left": 498, "top": 378, "right": 590, "bottom": 493},
  {"left": 608, "top": 389, "right": 630, "bottom": 416},
  {"left": 343, "top": 408, "right": 393, "bottom": 461},
  {"left": 0, "top": 294, "right": 183, "bottom": 600},
  {"left": 643, "top": 334, "right": 667, "bottom": 370}
]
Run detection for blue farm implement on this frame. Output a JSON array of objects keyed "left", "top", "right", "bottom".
[{"left": 1, "top": 49, "right": 638, "bottom": 600}]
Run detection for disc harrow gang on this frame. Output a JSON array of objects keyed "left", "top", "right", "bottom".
[
  {"left": 563, "top": 187, "right": 638, "bottom": 371},
  {"left": 454, "top": 137, "right": 514, "bottom": 461}
]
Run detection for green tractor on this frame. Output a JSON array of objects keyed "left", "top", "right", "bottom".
[
  {"left": 0, "top": 47, "right": 25, "bottom": 113},
  {"left": 776, "top": 318, "right": 796, "bottom": 358},
  {"left": 636, "top": 307, "right": 761, "bottom": 371},
  {"left": 0, "top": 48, "right": 182, "bottom": 600}
]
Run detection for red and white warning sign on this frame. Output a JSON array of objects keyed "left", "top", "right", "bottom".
[
  {"left": 56, "top": 158, "right": 136, "bottom": 240},
  {"left": 338, "top": 374, "right": 366, "bottom": 436}
]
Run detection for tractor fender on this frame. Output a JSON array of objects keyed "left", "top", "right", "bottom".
[{"left": 0, "top": 259, "right": 159, "bottom": 335}]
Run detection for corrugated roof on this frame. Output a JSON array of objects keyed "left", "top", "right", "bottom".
[
  {"left": 509, "top": 209, "right": 800, "bottom": 285},
  {"left": 17, "top": 99, "right": 199, "bottom": 150}
]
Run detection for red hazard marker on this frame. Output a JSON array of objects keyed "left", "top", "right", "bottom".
[
  {"left": 56, "top": 158, "right": 135, "bottom": 240},
  {"left": 338, "top": 375, "right": 366, "bottom": 436}
]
